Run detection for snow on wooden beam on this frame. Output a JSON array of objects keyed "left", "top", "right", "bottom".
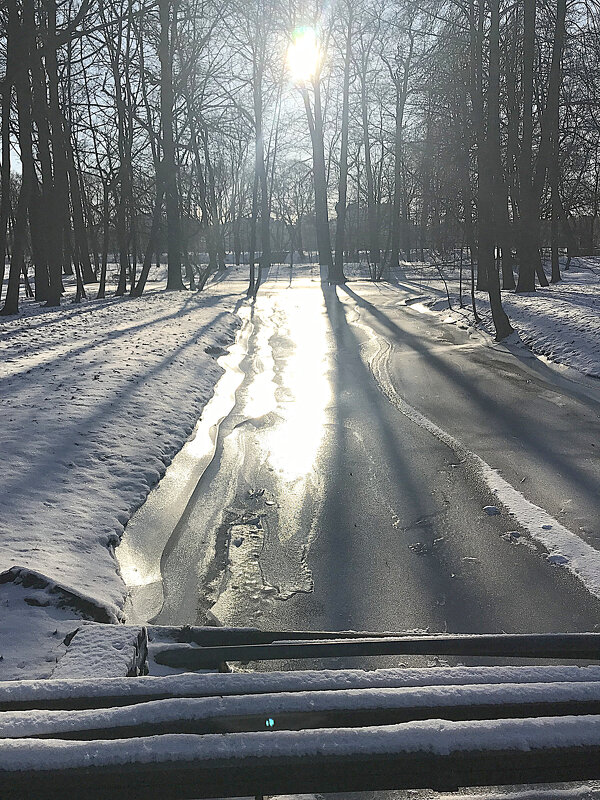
[
  {"left": 2, "top": 717, "right": 600, "bottom": 798},
  {"left": 3, "top": 664, "right": 600, "bottom": 712},
  {"left": 4, "top": 682, "right": 600, "bottom": 740}
]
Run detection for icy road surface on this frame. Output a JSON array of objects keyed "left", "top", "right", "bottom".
[{"left": 121, "top": 264, "right": 600, "bottom": 658}]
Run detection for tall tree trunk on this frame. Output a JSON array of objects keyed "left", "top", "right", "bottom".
[
  {"left": 11, "top": 0, "right": 50, "bottom": 306},
  {"left": 389, "top": 36, "right": 413, "bottom": 271},
  {"left": 114, "top": 177, "right": 129, "bottom": 296},
  {"left": 133, "top": 185, "right": 165, "bottom": 296},
  {"left": 499, "top": 188, "right": 516, "bottom": 289},
  {"left": 1, "top": 183, "right": 27, "bottom": 316},
  {"left": 201, "top": 127, "right": 226, "bottom": 270},
  {"left": 25, "top": 0, "right": 54, "bottom": 301},
  {"left": 2, "top": 1, "right": 28, "bottom": 316},
  {"left": 361, "top": 66, "right": 379, "bottom": 277},
  {"left": 550, "top": 179, "right": 561, "bottom": 282},
  {"left": 485, "top": 0, "right": 513, "bottom": 339},
  {"left": 253, "top": 73, "right": 270, "bottom": 293},
  {"left": 97, "top": 181, "right": 110, "bottom": 299},
  {"left": 457, "top": 70, "right": 477, "bottom": 281},
  {"left": 43, "top": 0, "right": 70, "bottom": 305},
  {"left": 188, "top": 116, "right": 215, "bottom": 270},
  {"left": 64, "top": 115, "right": 95, "bottom": 283},
  {"left": 470, "top": 0, "right": 488, "bottom": 291},
  {"left": 547, "top": 0, "right": 567, "bottom": 283},
  {"left": 0, "top": 76, "right": 11, "bottom": 301},
  {"left": 419, "top": 107, "right": 433, "bottom": 264},
  {"left": 332, "top": 9, "right": 352, "bottom": 284},
  {"left": 516, "top": 0, "right": 541, "bottom": 291},
  {"left": 303, "top": 81, "right": 333, "bottom": 278},
  {"left": 248, "top": 171, "right": 259, "bottom": 296},
  {"left": 159, "top": 0, "right": 185, "bottom": 290}
]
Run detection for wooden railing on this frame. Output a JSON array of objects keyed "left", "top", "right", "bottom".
[{"left": 1, "top": 630, "right": 600, "bottom": 798}]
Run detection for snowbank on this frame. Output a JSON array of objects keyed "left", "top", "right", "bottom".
[
  {"left": 0, "top": 276, "right": 241, "bottom": 677},
  {"left": 393, "top": 257, "right": 600, "bottom": 377}
]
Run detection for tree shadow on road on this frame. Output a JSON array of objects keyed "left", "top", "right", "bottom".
[
  {"left": 339, "top": 283, "right": 600, "bottom": 513},
  {"left": 286, "top": 284, "right": 600, "bottom": 671}
]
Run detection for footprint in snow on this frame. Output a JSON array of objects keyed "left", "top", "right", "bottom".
[
  {"left": 547, "top": 554, "right": 568, "bottom": 565},
  {"left": 483, "top": 506, "right": 500, "bottom": 516}
]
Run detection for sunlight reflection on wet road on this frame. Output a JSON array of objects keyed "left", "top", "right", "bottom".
[
  {"left": 138, "top": 273, "right": 334, "bottom": 626},
  {"left": 204, "top": 282, "right": 333, "bottom": 624},
  {"left": 265, "top": 289, "right": 331, "bottom": 485}
]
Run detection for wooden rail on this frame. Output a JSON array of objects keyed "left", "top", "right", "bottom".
[
  {"left": 153, "top": 632, "right": 600, "bottom": 670},
  {"left": 2, "top": 721, "right": 600, "bottom": 798},
  {"left": 2, "top": 630, "right": 600, "bottom": 797}
]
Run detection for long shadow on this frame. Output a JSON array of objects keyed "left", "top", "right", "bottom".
[
  {"left": 1, "top": 310, "right": 231, "bottom": 500},
  {"left": 0, "top": 279, "right": 226, "bottom": 340},
  {"left": 383, "top": 270, "right": 430, "bottom": 297},
  {"left": 1, "top": 291, "right": 203, "bottom": 358},
  {"left": 0, "top": 295, "right": 209, "bottom": 438},
  {"left": 506, "top": 294, "right": 600, "bottom": 324},
  {"left": 2, "top": 292, "right": 230, "bottom": 392},
  {"left": 311, "top": 285, "right": 437, "bottom": 631},
  {"left": 0, "top": 293, "right": 131, "bottom": 340},
  {"left": 306, "top": 286, "right": 517, "bottom": 636},
  {"left": 306, "top": 285, "right": 600, "bottom": 644},
  {"left": 340, "top": 284, "right": 600, "bottom": 506},
  {"left": 510, "top": 286, "right": 599, "bottom": 304}
]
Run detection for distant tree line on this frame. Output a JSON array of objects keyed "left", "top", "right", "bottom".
[{"left": 1, "top": 0, "right": 600, "bottom": 337}]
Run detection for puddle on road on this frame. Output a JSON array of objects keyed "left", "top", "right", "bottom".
[
  {"left": 116, "top": 306, "right": 252, "bottom": 623},
  {"left": 118, "top": 282, "right": 334, "bottom": 627}
]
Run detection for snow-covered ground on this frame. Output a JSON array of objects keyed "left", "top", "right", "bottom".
[
  {"left": 387, "top": 257, "right": 600, "bottom": 379},
  {"left": 0, "top": 268, "right": 241, "bottom": 679},
  {"left": 1, "top": 257, "right": 599, "bottom": 680}
]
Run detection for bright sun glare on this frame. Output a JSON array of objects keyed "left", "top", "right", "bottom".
[{"left": 287, "top": 26, "right": 321, "bottom": 83}]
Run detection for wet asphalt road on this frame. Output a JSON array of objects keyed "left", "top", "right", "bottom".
[{"left": 154, "top": 266, "right": 600, "bottom": 657}]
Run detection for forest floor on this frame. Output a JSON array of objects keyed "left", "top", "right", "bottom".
[
  {"left": 0, "top": 267, "right": 240, "bottom": 679},
  {"left": 390, "top": 256, "right": 600, "bottom": 380}
]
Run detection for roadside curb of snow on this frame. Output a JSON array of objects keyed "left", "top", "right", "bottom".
[
  {"left": 0, "top": 567, "right": 121, "bottom": 624},
  {"left": 118, "top": 300, "right": 253, "bottom": 624},
  {"left": 0, "top": 288, "right": 244, "bottom": 677}
]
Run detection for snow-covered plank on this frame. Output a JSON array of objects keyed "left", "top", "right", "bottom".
[
  {"left": 3, "top": 665, "right": 600, "bottom": 711},
  {"left": 1, "top": 717, "right": 600, "bottom": 798},
  {"left": 4, "top": 682, "right": 600, "bottom": 739}
]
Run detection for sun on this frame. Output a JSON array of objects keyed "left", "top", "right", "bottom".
[{"left": 287, "top": 26, "right": 321, "bottom": 83}]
